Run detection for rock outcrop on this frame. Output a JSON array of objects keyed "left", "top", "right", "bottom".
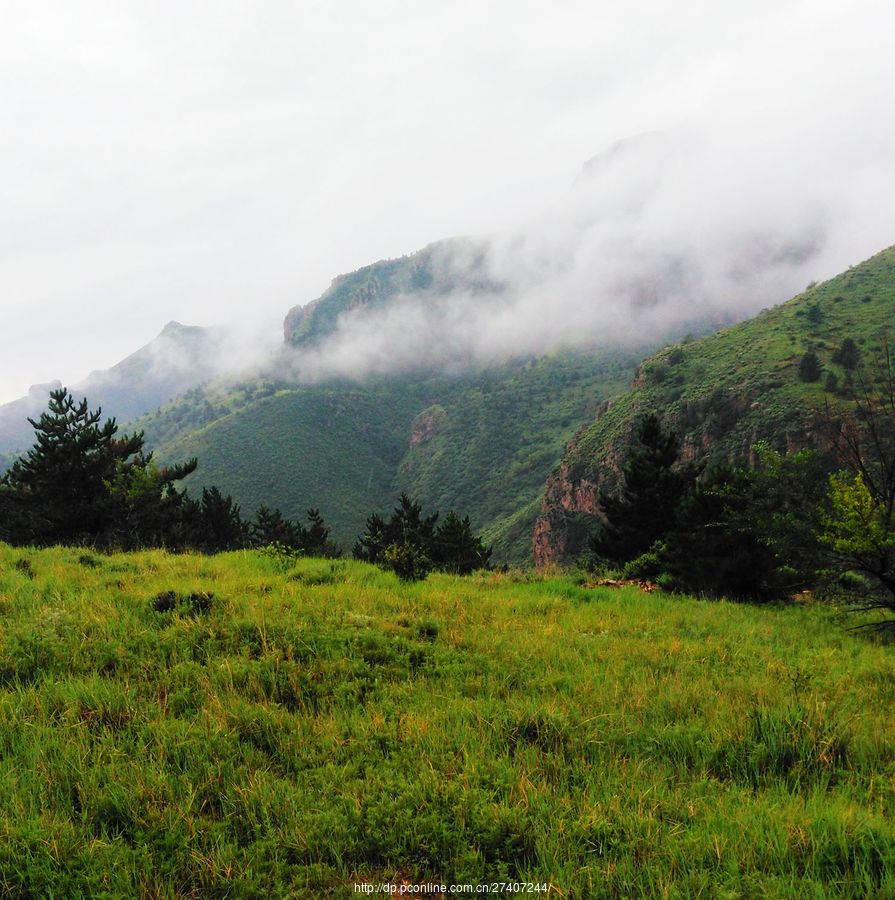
[{"left": 409, "top": 406, "right": 447, "bottom": 448}]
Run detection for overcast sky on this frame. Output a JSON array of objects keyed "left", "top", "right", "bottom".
[{"left": 1, "top": 0, "right": 893, "bottom": 402}]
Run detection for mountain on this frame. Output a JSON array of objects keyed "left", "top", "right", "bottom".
[
  {"left": 139, "top": 306, "right": 650, "bottom": 563},
  {"left": 131, "top": 209, "right": 832, "bottom": 563},
  {"left": 0, "top": 322, "right": 226, "bottom": 457},
  {"left": 6, "top": 136, "right": 839, "bottom": 560},
  {"left": 533, "top": 245, "right": 895, "bottom": 565},
  {"left": 283, "top": 238, "right": 499, "bottom": 349},
  {"left": 127, "top": 235, "right": 685, "bottom": 562}
]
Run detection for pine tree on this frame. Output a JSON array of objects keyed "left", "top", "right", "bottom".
[
  {"left": 832, "top": 337, "right": 861, "bottom": 371},
  {"left": 252, "top": 504, "right": 304, "bottom": 549},
  {"left": 1, "top": 388, "right": 196, "bottom": 546},
  {"left": 301, "top": 508, "right": 340, "bottom": 557},
  {"left": 432, "top": 511, "right": 492, "bottom": 574},
  {"left": 660, "top": 465, "right": 781, "bottom": 601},
  {"left": 354, "top": 494, "right": 439, "bottom": 580},
  {"left": 193, "top": 486, "right": 249, "bottom": 552},
  {"left": 105, "top": 456, "right": 198, "bottom": 549},
  {"left": 355, "top": 496, "right": 488, "bottom": 579},
  {"left": 354, "top": 494, "right": 438, "bottom": 565},
  {"left": 353, "top": 512, "right": 388, "bottom": 563},
  {"left": 798, "top": 351, "right": 823, "bottom": 382},
  {"left": 389, "top": 494, "right": 439, "bottom": 552},
  {"left": 589, "top": 414, "right": 698, "bottom": 565}
]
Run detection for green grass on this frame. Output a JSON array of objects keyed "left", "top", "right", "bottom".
[{"left": 1, "top": 545, "right": 894, "bottom": 896}]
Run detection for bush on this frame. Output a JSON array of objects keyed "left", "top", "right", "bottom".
[
  {"left": 382, "top": 543, "right": 433, "bottom": 582},
  {"left": 831, "top": 337, "right": 861, "bottom": 371},
  {"left": 798, "top": 351, "right": 823, "bottom": 382},
  {"left": 621, "top": 546, "right": 666, "bottom": 580}
]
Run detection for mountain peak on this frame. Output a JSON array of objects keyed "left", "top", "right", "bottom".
[{"left": 27, "top": 380, "right": 63, "bottom": 398}]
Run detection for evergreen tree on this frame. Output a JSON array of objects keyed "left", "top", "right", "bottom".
[
  {"left": 354, "top": 494, "right": 438, "bottom": 565},
  {"left": 388, "top": 493, "right": 439, "bottom": 553},
  {"left": 589, "top": 414, "right": 698, "bottom": 565},
  {"left": 660, "top": 466, "right": 783, "bottom": 601},
  {"left": 105, "top": 456, "right": 199, "bottom": 549},
  {"left": 353, "top": 512, "right": 388, "bottom": 563},
  {"left": 2, "top": 389, "right": 136, "bottom": 543},
  {"left": 1, "top": 388, "right": 196, "bottom": 546},
  {"left": 193, "top": 486, "right": 249, "bottom": 552},
  {"left": 355, "top": 496, "right": 488, "bottom": 579},
  {"left": 799, "top": 351, "right": 823, "bottom": 382},
  {"left": 832, "top": 337, "right": 861, "bottom": 371},
  {"left": 252, "top": 504, "right": 304, "bottom": 549},
  {"left": 301, "top": 508, "right": 340, "bottom": 557},
  {"left": 432, "top": 511, "right": 492, "bottom": 574},
  {"left": 634, "top": 446, "right": 828, "bottom": 601}
]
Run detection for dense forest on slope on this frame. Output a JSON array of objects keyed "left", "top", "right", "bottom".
[
  {"left": 536, "top": 245, "right": 895, "bottom": 564},
  {"left": 139, "top": 348, "right": 644, "bottom": 562}
]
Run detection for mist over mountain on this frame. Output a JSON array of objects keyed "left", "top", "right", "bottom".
[
  {"left": 279, "top": 114, "right": 884, "bottom": 383},
  {"left": 274, "top": 0, "right": 894, "bottom": 381},
  {"left": 2, "top": 1, "right": 893, "bottom": 405},
  {"left": 0, "top": 321, "right": 270, "bottom": 456}
]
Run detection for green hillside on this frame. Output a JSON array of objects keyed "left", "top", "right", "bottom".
[
  {"left": 394, "top": 352, "right": 638, "bottom": 560},
  {"left": 1, "top": 545, "right": 894, "bottom": 896},
  {"left": 536, "top": 245, "right": 895, "bottom": 563},
  {"left": 141, "top": 381, "right": 430, "bottom": 547},
  {"left": 140, "top": 348, "right": 643, "bottom": 562}
]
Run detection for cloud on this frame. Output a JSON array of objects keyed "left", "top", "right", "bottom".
[
  {"left": 283, "top": 0, "right": 895, "bottom": 381},
  {"left": 0, "top": 1, "right": 892, "bottom": 399}
]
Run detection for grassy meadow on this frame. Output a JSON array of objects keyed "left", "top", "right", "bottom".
[{"left": 0, "top": 545, "right": 894, "bottom": 897}]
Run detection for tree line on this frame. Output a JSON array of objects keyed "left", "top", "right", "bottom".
[{"left": 0, "top": 389, "right": 491, "bottom": 579}]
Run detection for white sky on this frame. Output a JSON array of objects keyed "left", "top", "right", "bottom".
[{"left": 1, "top": 0, "right": 893, "bottom": 401}]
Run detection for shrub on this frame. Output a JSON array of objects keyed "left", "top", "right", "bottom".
[
  {"left": 806, "top": 303, "right": 824, "bottom": 324},
  {"left": 621, "top": 546, "right": 666, "bottom": 580},
  {"left": 831, "top": 337, "right": 861, "bottom": 371},
  {"left": 798, "top": 351, "right": 823, "bottom": 382},
  {"left": 382, "top": 543, "right": 432, "bottom": 582}
]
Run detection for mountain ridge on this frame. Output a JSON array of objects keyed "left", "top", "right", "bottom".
[
  {"left": 0, "top": 321, "right": 228, "bottom": 457},
  {"left": 533, "top": 244, "right": 895, "bottom": 565}
]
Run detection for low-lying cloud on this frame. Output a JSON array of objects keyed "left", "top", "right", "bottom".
[{"left": 286, "top": 1, "right": 895, "bottom": 381}]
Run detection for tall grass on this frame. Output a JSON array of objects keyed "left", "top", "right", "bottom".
[{"left": 0, "top": 545, "right": 893, "bottom": 896}]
